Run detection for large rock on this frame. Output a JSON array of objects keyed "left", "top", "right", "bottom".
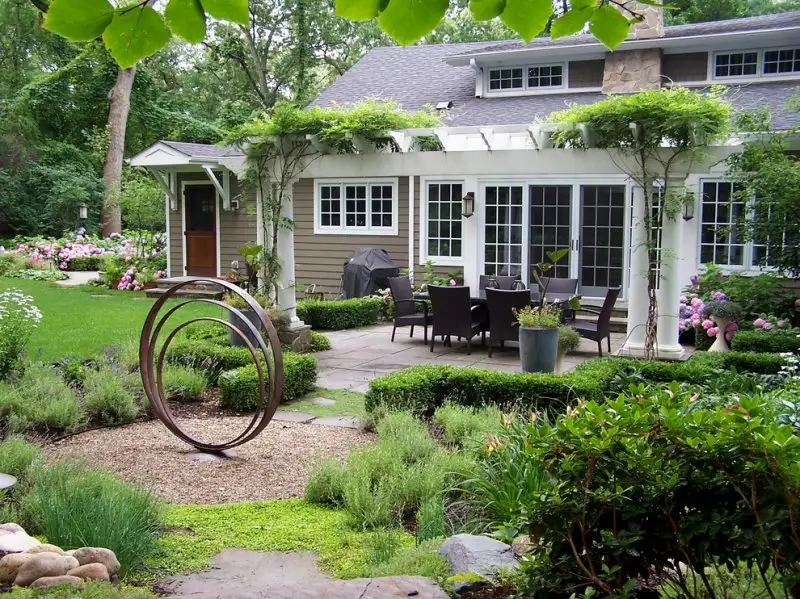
[
  {"left": 0, "top": 523, "right": 41, "bottom": 555},
  {"left": 62, "top": 556, "right": 79, "bottom": 571},
  {"left": 14, "top": 552, "right": 73, "bottom": 587},
  {"left": 29, "top": 574, "right": 83, "bottom": 588},
  {"left": 437, "top": 534, "right": 520, "bottom": 581},
  {"left": 0, "top": 553, "right": 33, "bottom": 583},
  {"left": 26, "top": 544, "right": 65, "bottom": 556},
  {"left": 68, "top": 563, "right": 110, "bottom": 582},
  {"left": 73, "top": 547, "right": 120, "bottom": 577}
]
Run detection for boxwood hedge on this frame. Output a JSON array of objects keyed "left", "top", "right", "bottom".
[
  {"left": 731, "top": 329, "right": 800, "bottom": 354},
  {"left": 166, "top": 340, "right": 253, "bottom": 384},
  {"left": 218, "top": 353, "right": 318, "bottom": 413},
  {"left": 364, "top": 351, "right": 788, "bottom": 416},
  {"left": 296, "top": 297, "right": 381, "bottom": 330}
]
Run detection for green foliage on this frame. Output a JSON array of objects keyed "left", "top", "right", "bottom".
[
  {"left": 702, "top": 299, "right": 743, "bottom": 320},
  {"left": 7, "top": 582, "right": 159, "bottom": 599},
  {"left": 514, "top": 304, "right": 561, "bottom": 328},
  {"left": 305, "top": 458, "right": 347, "bottom": 505},
  {"left": 21, "top": 460, "right": 163, "bottom": 576},
  {"left": 0, "top": 253, "right": 31, "bottom": 277},
  {"left": 433, "top": 403, "right": 503, "bottom": 450},
  {"left": 515, "top": 390, "right": 800, "bottom": 597},
  {"left": 0, "top": 436, "right": 39, "bottom": 483},
  {"left": 732, "top": 329, "right": 800, "bottom": 354},
  {"left": 687, "top": 264, "right": 795, "bottom": 318},
  {"left": 0, "top": 366, "right": 82, "bottom": 434},
  {"left": 557, "top": 326, "right": 580, "bottom": 353},
  {"left": 166, "top": 339, "right": 253, "bottom": 384},
  {"left": 217, "top": 353, "right": 318, "bottom": 412},
  {"left": 82, "top": 367, "right": 140, "bottom": 426},
  {"left": 415, "top": 496, "right": 446, "bottom": 543},
  {"left": 9, "top": 268, "right": 69, "bottom": 282},
  {"left": 120, "top": 168, "right": 166, "bottom": 232},
  {"left": 0, "top": 289, "right": 41, "bottom": 381},
  {"left": 161, "top": 365, "right": 208, "bottom": 401},
  {"left": 310, "top": 330, "right": 332, "bottom": 352},
  {"left": 296, "top": 297, "right": 382, "bottom": 330}
]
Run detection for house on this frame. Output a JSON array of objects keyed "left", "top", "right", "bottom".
[{"left": 130, "top": 6, "right": 800, "bottom": 358}]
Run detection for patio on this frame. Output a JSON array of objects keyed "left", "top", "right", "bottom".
[{"left": 314, "top": 324, "right": 627, "bottom": 392}]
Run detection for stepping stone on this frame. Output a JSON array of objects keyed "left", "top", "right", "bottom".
[
  {"left": 272, "top": 411, "right": 316, "bottom": 423},
  {"left": 185, "top": 450, "right": 235, "bottom": 463},
  {"left": 311, "top": 416, "right": 361, "bottom": 429},
  {"left": 159, "top": 549, "right": 448, "bottom": 599},
  {"left": 310, "top": 397, "right": 336, "bottom": 406}
]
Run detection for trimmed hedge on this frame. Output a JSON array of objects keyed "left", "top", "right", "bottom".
[
  {"left": 731, "top": 329, "right": 800, "bottom": 354},
  {"left": 66, "top": 256, "right": 104, "bottom": 271},
  {"left": 296, "top": 297, "right": 381, "bottom": 330},
  {"left": 218, "top": 353, "right": 318, "bottom": 413},
  {"left": 310, "top": 330, "right": 332, "bottom": 352},
  {"left": 364, "top": 352, "right": 788, "bottom": 416},
  {"left": 166, "top": 340, "right": 252, "bottom": 384}
]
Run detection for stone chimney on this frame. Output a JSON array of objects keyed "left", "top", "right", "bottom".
[{"left": 601, "top": 1, "right": 665, "bottom": 93}]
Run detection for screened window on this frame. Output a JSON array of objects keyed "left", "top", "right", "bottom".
[
  {"left": 527, "top": 64, "right": 563, "bottom": 88},
  {"left": 763, "top": 48, "right": 800, "bottom": 74},
  {"left": 488, "top": 68, "right": 523, "bottom": 90},
  {"left": 426, "top": 182, "right": 463, "bottom": 259},
  {"left": 700, "top": 182, "right": 745, "bottom": 267},
  {"left": 714, "top": 52, "right": 758, "bottom": 77},
  {"left": 317, "top": 181, "right": 395, "bottom": 233}
]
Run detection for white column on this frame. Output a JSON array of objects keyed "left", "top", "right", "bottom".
[
  {"left": 655, "top": 212, "right": 685, "bottom": 359},
  {"left": 277, "top": 185, "right": 304, "bottom": 328},
  {"left": 461, "top": 176, "right": 480, "bottom": 290},
  {"left": 621, "top": 183, "right": 649, "bottom": 356}
]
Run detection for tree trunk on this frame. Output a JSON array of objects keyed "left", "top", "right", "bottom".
[{"left": 101, "top": 65, "right": 136, "bottom": 237}]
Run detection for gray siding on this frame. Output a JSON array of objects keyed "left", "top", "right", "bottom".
[
  {"left": 662, "top": 52, "right": 708, "bottom": 82},
  {"left": 293, "top": 177, "right": 410, "bottom": 296},
  {"left": 569, "top": 59, "right": 604, "bottom": 88}
]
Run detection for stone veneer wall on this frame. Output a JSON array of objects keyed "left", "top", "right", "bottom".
[{"left": 601, "top": 2, "right": 664, "bottom": 93}]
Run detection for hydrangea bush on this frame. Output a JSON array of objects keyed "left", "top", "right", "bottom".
[{"left": 0, "top": 290, "right": 42, "bottom": 380}]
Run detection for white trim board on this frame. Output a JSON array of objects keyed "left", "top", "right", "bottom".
[{"left": 180, "top": 180, "right": 222, "bottom": 278}]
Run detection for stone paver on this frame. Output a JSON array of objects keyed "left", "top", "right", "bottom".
[
  {"left": 313, "top": 324, "right": 626, "bottom": 391},
  {"left": 55, "top": 271, "right": 100, "bottom": 286},
  {"left": 272, "top": 412, "right": 316, "bottom": 423},
  {"left": 310, "top": 416, "right": 362, "bottom": 429},
  {"left": 160, "top": 549, "right": 448, "bottom": 599},
  {"left": 310, "top": 398, "right": 336, "bottom": 406}
]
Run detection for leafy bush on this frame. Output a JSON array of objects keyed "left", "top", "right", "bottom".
[
  {"left": 0, "top": 366, "right": 82, "bottom": 433},
  {"left": 8, "top": 268, "right": 68, "bottom": 281},
  {"left": 82, "top": 367, "right": 140, "bottom": 425},
  {"left": 0, "top": 289, "right": 42, "bottom": 381},
  {"left": 305, "top": 458, "right": 347, "bottom": 505},
  {"left": 21, "top": 460, "right": 163, "bottom": 576},
  {"left": 688, "top": 264, "right": 795, "bottom": 318},
  {"left": 515, "top": 389, "right": 800, "bottom": 597},
  {"left": 0, "top": 253, "right": 30, "bottom": 276},
  {"left": 433, "top": 403, "right": 503, "bottom": 450},
  {"left": 296, "top": 297, "right": 381, "bottom": 330},
  {"left": 217, "top": 353, "right": 318, "bottom": 412},
  {"left": 310, "top": 330, "right": 332, "bottom": 352},
  {"left": 66, "top": 255, "right": 104, "bottom": 271},
  {"left": 732, "top": 329, "right": 800, "bottom": 354},
  {"left": 161, "top": 365, "right": 208, "bottom": 401},
  {"left": 180, "top": 321, "right": 228, "bottom": 344},
  {"left": 166, "top": 339, "right": 253, "bottom": 384}
]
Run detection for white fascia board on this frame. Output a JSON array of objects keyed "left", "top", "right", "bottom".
[{"left": 129, "top": 142, "right": 191, "bottom": 167}]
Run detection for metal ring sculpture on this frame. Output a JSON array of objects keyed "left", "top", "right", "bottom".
[{"left": 139, "top": 279, "right": 284, "bottom": 452}]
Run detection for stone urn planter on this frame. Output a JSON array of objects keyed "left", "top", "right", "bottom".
[
  {"left": 709, "top": 316, "right": 730, "bottom": 352},
  {"left": 702, "top": 299, "right": 742, "bottom": 353}
]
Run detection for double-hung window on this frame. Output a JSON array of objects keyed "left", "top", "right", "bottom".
[
  {"left": 316, "top": 180, "right": 397, "bottom": 234},
  {"left": 425, "top": 182, "right": 463, "bottom": 262}
]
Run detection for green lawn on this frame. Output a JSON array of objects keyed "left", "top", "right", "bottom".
[
  {"left": 284, "top": 387, "right": 366, "bottom": 418},
  {"left": 0, "top": 278, "right": 222, "bottom": 361}
]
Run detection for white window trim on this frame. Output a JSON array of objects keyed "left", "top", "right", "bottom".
[
  {"left": 485, "top": 62, "right": 568, "bottom": 96},
  {"left": 313, "top": 177, "right": 399, "bottom": 236},
  {"left": 420, "top": 178, "right": 465, "bottom": 267},
  {"left": 708, "top": 46, "right": 800, "bottom": 82},
  {"left": 180, "top": 179, "right": 222, "bottom": 278}
]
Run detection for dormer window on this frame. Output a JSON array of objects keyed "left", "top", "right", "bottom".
[{"left": 488, "top": 63, "right": 565, "bottom": 93}]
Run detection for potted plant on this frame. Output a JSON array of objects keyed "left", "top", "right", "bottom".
[
  {"left": 556, "top": 326, "right": 580, "bottom": 374},
  {"left": 702, "top": 299, "right": 742, "bottom": 352},
  {"left": 515, "top": 249, "right": 581, "bottom": 373},
  {"left": 137, "top": 269, "right": 156, "bottom": 290},
  {"left": 224, "top": 291, "right": 271, "bottom": 347}
]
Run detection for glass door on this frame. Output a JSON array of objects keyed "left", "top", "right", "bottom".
[
  {"left": 579, "top": 185, "right": 625, "bottom": 297},
  {"left": 483, "top": 185, "right": 524, "bottom": 277},
  {"left": 529, "top": 185, "right": 572, "bottom": 279}
]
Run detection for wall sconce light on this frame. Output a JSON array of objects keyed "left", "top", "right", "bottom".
[
  {"left": 462, "top": 192, "right": 475, "bottom": 219},
  {"left": 78, "top": 202, "right": 88, "bottom": 220},
  {"left": 682, "top": 200, "right": 695, "bottom": 221}
]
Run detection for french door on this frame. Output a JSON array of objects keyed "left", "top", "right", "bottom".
[
  {"left": 579, "top": 185, "right": 625, "bottom": 297},
  {"left": 483, "top": 185, "right": 524, "bottom": 277},
  {"left": 529, "top": 185, "right": 572, "bottom": 280}
]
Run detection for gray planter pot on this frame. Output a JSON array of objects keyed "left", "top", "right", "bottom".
[
  {"left": 519, "top": 326, "right": 559, "bottom": 373},
  {"left": 227, "top": 309, "right": 264, "bottom": 348}
]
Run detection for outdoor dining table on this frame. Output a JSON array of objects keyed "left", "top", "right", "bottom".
[{"left": 413, "top": 290, "right": 580, "bottom": 306}]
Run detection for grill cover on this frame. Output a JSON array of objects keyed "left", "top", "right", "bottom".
[{"left": 341, "top": 248, "right": 400, "bottom": 298}]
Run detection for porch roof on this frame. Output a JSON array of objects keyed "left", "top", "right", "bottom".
[{"left": 128, "top": 141, "right": 245, "bottom": 170}]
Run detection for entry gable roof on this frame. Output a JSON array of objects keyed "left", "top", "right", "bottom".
[{"left": 129, "top": 141, "right": 244, "bottom": 168}]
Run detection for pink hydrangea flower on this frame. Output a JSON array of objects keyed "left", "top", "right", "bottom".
[
  {"left": 753, "top": 318, "right": 766, "bottom": 328},
  {"left": 702, "top": 319, "right": 714, "bottom": 330},
  {"left": 763, "top": 322, "right": 772, "bottom": 330},
  {"left": 679, "top": 296, "right": 688, "bottom": 304},
  {"left": 449, "top": 279, "right": 457, "bottom": 286},
  {"left": 691, "top": 297, "right": 703, "bottom": 309},
  {"left": 707, "top": 327, "right": 719, "bottom": 337}
]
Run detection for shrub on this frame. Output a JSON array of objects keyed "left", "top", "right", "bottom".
[
  {"left": 0, "top": 289, "right": 42, "bottom": 381},
  {"left": 516, "top": 390, "right": 800, "bottom": 597},
  {"left": 416, "top": 497, "right": 446, "bottom": 542},
  {"left": 166, "top": 339, "right": 253, "bottom": 384},
  {"left": 0, "top": 436, "right": 39, "bottom": 483},
  {"left": 433, "top": 403, "right": 503, "bottom": 449},
  {"left": 310, "top": 330, "right": 331, "bottom": 352},
  {"left": 0, "top": 253, "right": 30, "bottom": 276},
  {"left": 296, "top": 297, "right": 381, "bottom": 330},
  {"left": 305, "top": 458, "right": 346, "bottom": 505},
  {"left": 0, "top": 366, "right": 82, "bottom": 433},
  {"left": 161, "top": 365, "right": 208, "bottom": 401},
  {"left": 82, "top": 367, "right": 140, "bottom": 425},
  {"left": 21, "top": 460, "right": 163, "bottom": 576},
  {"left": 180, "top": 321, "right": 228, "bottom": 344},
  {"left": 732, "top": 329, "right": 800, "bottom": 354},
  {"left": 66, "top": 255, "right": 104, "bottom": 271},
  {"left": 217, "top": 352, "right": 318, "bottom": 412}
]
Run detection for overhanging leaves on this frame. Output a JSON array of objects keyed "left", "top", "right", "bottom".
[
  {"left": 500, "top": 0, "right": 552, "bottom": 43},
  {"left": 551, "top": 6, "right": 594, "bottom": 38},
  {"left": 165, "top": 0, "right": 207, "bottom": 44},
  {"left": 589, "top": 4, "right": 631, "bottom": 49},
  {"left": 335, "top": 0, "right": 383, "bottom": 20},
  {"left": 198, "top": 0, "right": 249, "bottom": 25},
  {"left": 470, "top": 0, "right": 506, "bottom": 21},
  {"left": 43, "top": 0, "right": 114, "bottom": 41},
  {"left": 377, "top": 0, "right": 449, "bottom": 46},
  {"left": 103, "top": 6, "right": 171, "bottom": 69}
]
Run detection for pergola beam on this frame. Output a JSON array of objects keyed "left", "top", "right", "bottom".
[{"left": 305, "top": 134, "right": 332, "bottom": 154}]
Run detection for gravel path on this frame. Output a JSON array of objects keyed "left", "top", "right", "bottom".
[{"left": 45, "top": 418, "right": 373, "bottom": 504}]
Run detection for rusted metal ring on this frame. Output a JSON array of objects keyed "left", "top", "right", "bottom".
[{"left": 139, "top": 279, "right": 284, "bottom": 452}]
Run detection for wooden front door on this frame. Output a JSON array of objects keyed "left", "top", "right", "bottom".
[{"left": 185, "top": 185, "right": 217, "bottom": 277}]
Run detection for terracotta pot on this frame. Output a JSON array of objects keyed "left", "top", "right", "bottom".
[
  {"left": 142, "top": 282, "right": 156, "bottom": 290},
  {"left": 110, "top": 279, "right": 121, "bottom": 290}
]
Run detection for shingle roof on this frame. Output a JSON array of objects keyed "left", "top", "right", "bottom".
[
  {"left": 312, "top": 13, "right": 800, "bottom": 130},
  {"left": 161, "top": 141, "right": 242, "bottom": 158}
]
